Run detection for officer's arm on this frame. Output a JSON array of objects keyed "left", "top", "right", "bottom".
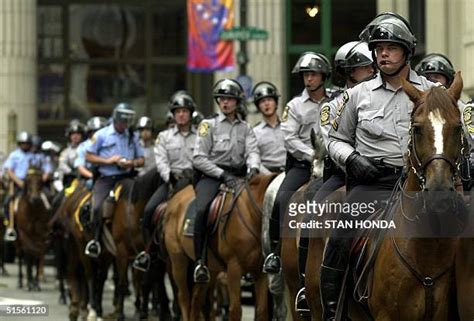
[
  {"left": 281, "top": 105, "right": 314, "bottom": 162},
  {"left": 327, "top": 91, "right": 357, "bottom": 169},
  {"left": 320, "top": 100, "right": 337, "bottom": 150},
  {"left": 244, "top": 125, "right": 261, "bottom": 170},
  {"left": 193, "top": 120, "right": 224, "bottom": 178},
  {"left": 154, "top": 132, "right": 171, "bottom": 182},
  {"left": 131, "top": 134, "right": 145, "bottom": 168},
  {"left": 77, "top": 165, "right": 93, "bottom": 179},
  {"left": 7, "top": 169, "right": 23, "bottom": 188},
  {"left": 58, "top": 150, "right": 72, "bottom": 175}
]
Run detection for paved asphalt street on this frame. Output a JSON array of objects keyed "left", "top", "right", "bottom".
[{"left": 0, "top": 262, "right": 255, "bottom": 321}]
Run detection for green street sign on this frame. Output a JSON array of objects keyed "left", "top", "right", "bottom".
[{"left": 220, "top": 27, "right": 269, "bottom": 41}]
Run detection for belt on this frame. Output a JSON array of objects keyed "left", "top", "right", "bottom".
[
  {"left": 219, "top": 165, "right": 246, "bottom": 176},
  {"left": 267, "top": 166, "right": 285, "bottom": 173},
  {"left": 102, "top": 173, "right": 133, "bottom": 181},
  {"left": 376, "top": 165, "right": 403, "bottom": 176}
]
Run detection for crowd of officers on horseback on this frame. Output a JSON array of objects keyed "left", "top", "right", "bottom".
[{"left": 2, "top": 11, "right": 473, "bottom": 320}]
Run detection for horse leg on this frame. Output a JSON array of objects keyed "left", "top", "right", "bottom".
[
  {"left": 67, "top": 254, "right": 80, "bottom": 321},
  {"left": 114, "top": 250, "right": 129, "bottom": 321},
  {"left": 170, "top": 253, "right": 191, "bottom": 321},
  {"left": 139, "top": 268, "right": 152, "bottom": 320},
  {"left": 456, "top": 238, "right": 474, "bottom": 320},
  {"left": 18, "top": 252, "right": 23, "bottom": 289},
  {"left": 156, "top": 261, "right": 171, "bottom": 320},
  {"left": 306, "top": 237, "right": 325, "bottom": 321},
  {"left": 34, "top": 257, "right": 41, "bottom": 291},
  {"left": 254, "top": 273, "right": 269, "bottom": 321},
  {"left": 26, "top": 255, "right": 34, "bottom": 291},
  {"left": 131, "top": 268, "right": 142, "bottom": 319},
  {"left": 226, "top": 259, "right": 243, "bottom": 321}
]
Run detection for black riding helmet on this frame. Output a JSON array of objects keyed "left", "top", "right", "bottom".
[
  {"left": 359, "top": 12, "right": 416, "bottom": 61},
  {"left": 112, "top": 103, "right": 136, "bottom": 127},
  {"left": 86, "top": 116, "right": 107, "bottom": 133},
  {"left": 415, "top": 53, "right": 455, "bottom": 86},
  {"left": 65, "top": 120, "right": 86, "bottom": 138},
  {"left": 292, "top": 51, "right": 332, "bottom": 80},
  {"left": 251, "top": 81, "right": 280, "bottom": 108},
  {"left": 169, "top": 90, "right": 196, "bottom": 114},
  {"left": 213, "top": 79, "right": 245, "bottom": 103}
]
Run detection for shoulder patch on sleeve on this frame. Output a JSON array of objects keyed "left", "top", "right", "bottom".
[
  {"left": 281, "top": 106, "right": 290, "bottom": 122},
  {"left": 463, "top": 105, "right": 474, "bottom": 133},
  {"left": 198, "top": 121, "right": 210, "bottom": 137},
  {"left": 336, "top": 91, "right": 350, "bottom": 116},
  {"left": 320, "top": 104, "right": 330, "bottom": 126}
]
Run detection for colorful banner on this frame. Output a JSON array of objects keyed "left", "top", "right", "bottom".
[{"left": 187, "top": 0, "right": 235, "bottom": 72}]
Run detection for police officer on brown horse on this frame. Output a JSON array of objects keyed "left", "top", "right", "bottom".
[
  {"left": 323, "top": 13, "right": 437, "bottom": 321},
  {"left": 251, "top": 81, "right": 286, "bottom": 174},
  {"left": 192, "top": 79, "right": 260, "bottom": 283},
  {"left": 263, "top": 52, "right": 331, "bottom": 274}
]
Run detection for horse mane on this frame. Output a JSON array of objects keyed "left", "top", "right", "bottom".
[
  {"left": 120, "top": 168, "right": 161, "bottom": 203},
  {"left": 423, "top": 86, "right": 460, "bottom": 123}
]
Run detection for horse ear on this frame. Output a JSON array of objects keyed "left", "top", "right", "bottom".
[
  {"left": 400, "top": 76, "right": 421, "bottom": 103},
  {"left": 447, "top": 71, "right": 463, "bottom": 102}
]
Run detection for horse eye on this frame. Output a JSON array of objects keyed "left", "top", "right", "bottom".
[{"left": 413, "top": 126, "right": 422, "bottom": 135}]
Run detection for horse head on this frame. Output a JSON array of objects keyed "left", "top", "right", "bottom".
[
  {"left": 24, "top": 165, "right": 44, "bottom": 204},
  {"left": 402, "top": 72, "right": 466, "bottom": 234}
]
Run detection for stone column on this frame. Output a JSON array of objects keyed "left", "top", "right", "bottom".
[{"left": 0, "top": 0, "right": 37, "bottom": 153}]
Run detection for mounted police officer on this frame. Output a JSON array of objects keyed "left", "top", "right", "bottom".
[
  {"left": 263, "top": 51, "right": 331, "bottom": 274},
  {"left": 136, "top": 116, "right": 155, "bottom": 176},
  {"left": 74, "top": 116, "right": 108, "bottom": 188},
  {"left": 252, "top": 82, "right": 286, "bottom": 174},
  {"left": 295, "top": 41, "right": 376, "bottom": 314},
  {"left": 192, "top": 79, "right": 260, "bottom": 283},
  {"left": 84, "top": 103, "right": 144, "bottom": 258},
  {"left": 58, "top": 120, "right": 86, "bottom": 188},
  {"left": 3, "top": 132, "right": 50, "bottom": 241},
  {"left": 414, "top": 53, "right": 474, "bottom": 189},
  {"left": 133, "top": 91, "right": 197, "bottom": 271},
  {"left": 322, "top": 13, "right": 437, "bottom": 321}
]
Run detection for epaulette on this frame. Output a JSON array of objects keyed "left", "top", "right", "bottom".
[{"left": 253, "top": 121, "right": 262, "bottom": 128}]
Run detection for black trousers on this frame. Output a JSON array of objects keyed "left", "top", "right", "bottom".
[
  {"left": 193, "top": 175, "right": 221, "bottom": 261},
  {"left": 322, "top": 173, "right": 400, "bottom": 269},
  {"left": 142, "top": 182, "right": 168, "bottom": 237},
  {"left": 269, "top": 166, "right": 311, "bottom": 249},
  {"left": 298, "top": 172, "right": 346, "bottom": 276}
]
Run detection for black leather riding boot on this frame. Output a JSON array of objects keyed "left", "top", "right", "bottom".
[{"left": 320, "top": 237, "right": 353, "bottom": 321}]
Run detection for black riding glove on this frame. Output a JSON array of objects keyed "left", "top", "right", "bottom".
[
  {"left": 246, "top": 168, "right": 259, "bottom": 181},
  {"left": 220, "top": 171, "right": 238, "bottom": 189},
  {"left": 345, "top": 151, "right": 379, "bottom": 184}
]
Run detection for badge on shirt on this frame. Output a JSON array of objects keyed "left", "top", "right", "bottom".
[
  {"left": 198, "top": 121, "right": 209, "bottom": 137},
  {"left": 281, "top": 106, "right": 289, "bottom": 122},
  {"left": 320, "top": 104, "right": 330, "bottom": 126},
  {"left": 463, "top": 105, "right": 474, "bottom": 133}
]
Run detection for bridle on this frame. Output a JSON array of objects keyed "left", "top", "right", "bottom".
[{"left": 406, "top": 99, "right": 464, "bottom": 191}]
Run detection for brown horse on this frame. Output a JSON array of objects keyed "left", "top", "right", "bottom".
[
  {"left": 15, "top": 166, "right": 51, "bottom": 291},
  {"left": 49, "top": 180, "right": 93, "bottom": 321},
  {"left": 305, "top": 73, "right": 467, "bottom": 320},
  {"left": 165, "top": 174, "right": 276, "bottom": 321},
  {"left": 105, "top": 168, "right": 166, "bottom": 321},
  {"left": 369, "top": 73, "right": 467, "bottom": 320}
]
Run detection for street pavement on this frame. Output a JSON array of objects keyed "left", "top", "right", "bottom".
[{"left": 0, "top": 262, "right": 256, "bottom": 321}]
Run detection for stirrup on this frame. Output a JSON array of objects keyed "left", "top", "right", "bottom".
[
  {"left": 193, "top": 263, "right": 210, "bottom": 284},
  {"left": 4, "top": 228, "right": 17, "bottom": 242},
  {"left": 295, "top": 287, "right": 311, "bottom": 316},
  {"left": 262, "top": 253, "right": 281, "bottom": 274},
  {"left": 84, "top": 240, "right": 101, "bottom": 258},
  {"left": 132, "top": 251, "right": 151, "bottom": 272}
]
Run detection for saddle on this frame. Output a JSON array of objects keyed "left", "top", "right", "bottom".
[{"left": 183, "top": 190, "right": 227, "bottom": 237}]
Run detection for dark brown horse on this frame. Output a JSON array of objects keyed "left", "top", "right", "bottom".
[
  {"left": 104, "top": 168, "right": 165, "bottom": 321},
  {"left": 165, "top": 174, "right": 276, "bottom": 321},
  {"left": 16, "top": 166, "right": 51, "bottom": 291},
  {"left": 49, "top": 180, "right": 94, "bottom": 321}
]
